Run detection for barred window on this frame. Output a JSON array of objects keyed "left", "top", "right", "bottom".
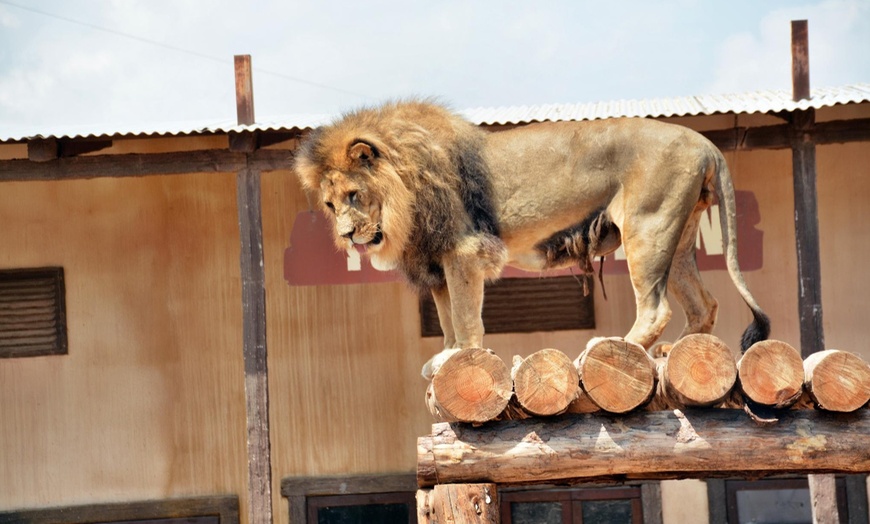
[{"left": 0, "top": 267, "right": 67, "bottom": 358}]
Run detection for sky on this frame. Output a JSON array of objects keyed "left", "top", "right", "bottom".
[{"left": 0, "top": 0, "right": 868, "bottom": 138}]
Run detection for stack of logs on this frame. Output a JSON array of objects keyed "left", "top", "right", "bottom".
[{"left": 425, "top": 334, "right": 870, "bottom": 424}]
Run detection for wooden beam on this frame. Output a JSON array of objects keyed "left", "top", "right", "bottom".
[
  {"left": 0, "top": 148, "right": 294, "bottom": 181},
  {"left": 0, "top": 496, "right": 240, "bottom": 523},
  {"left": 229, "top": 130, "right": 258, "bottom": 153},
  {"left": 60, "top": 138, "right": 113, "bottom": 157},
  {"left": 417, "top": 410, "right": 870, "bottom": 487},
  {"left": 235, "top": 55, "right": 255, "bottom": 126},
  {"left": 237, "top": 163, "right": 271, "bottom": 524},
  {"left": 27, "top": 137, "right": 58, "bottom": 162}
]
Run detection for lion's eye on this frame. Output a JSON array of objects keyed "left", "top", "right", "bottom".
[
  {"left": 325, "top": 201, "right": 335, "bottom": 212},
  {"left": 348, "top": 191, "right": 358, "bottom": 205}
]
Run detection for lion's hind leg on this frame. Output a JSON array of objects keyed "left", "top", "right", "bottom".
[
  {"left": 668, "top": 205, "right": 719, "bottom": 338},
  {"left": 622, "top": 229, "right": 676, "bottom": 350}
]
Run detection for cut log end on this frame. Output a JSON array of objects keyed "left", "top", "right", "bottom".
[
  {"left": 429, "top": 348, "right": 512, "bottom": 423},
  {"left": 804, "top": 349, "right": 870, "bottom": 412},
  {"left": 576, "top": 337, "right": 655, "bottom": 413},
  {"left": 665, "top": 334, "right": 737, "bottom": 406},
  {"left": 512, "top": 348, "right": 580, "bottom": 416},
  {"left": 739, "top": 340, "right": 804, "bottom": 408}
]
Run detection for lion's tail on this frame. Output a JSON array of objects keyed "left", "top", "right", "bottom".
[{"left": 712, "top": 150, "right": 771, "bottom": 352}]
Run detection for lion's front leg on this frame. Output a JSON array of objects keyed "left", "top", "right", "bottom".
[
  {"left": 442, "top": 252, "right": 486, "bottom": 349},
  {"left": 431, "top": 285, "right": 457, "bottom": 349},
  {"left": 421, "top": 286, "right": 464, "bottom": 380}
]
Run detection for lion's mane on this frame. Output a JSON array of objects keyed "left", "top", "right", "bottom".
[{"left": 294, "top": 100, "right": 502, "bottom": 290}]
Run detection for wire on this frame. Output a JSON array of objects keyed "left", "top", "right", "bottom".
[{"left": 0, "top": 0, "right": 373, "bottom": 100}]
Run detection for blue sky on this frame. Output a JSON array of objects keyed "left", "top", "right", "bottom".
[{"left": 0, "top": 0, "right": 868, "bottom": 135}]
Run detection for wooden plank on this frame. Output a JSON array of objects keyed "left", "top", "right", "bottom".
[
  {"left": 416, "top": 410, "right": 870, "bottom": 487},
  {"left": 0, "top": 148, "right": 294, "bottom": 181},
  {"left": 237, "top": 164, "right": 272, "bottom": 524},
  {"left": 0, "top": 495, "right": 240, "bottom": 523},
  {"left": 235, "top": 55, "right": 255, "bottom": 126}
]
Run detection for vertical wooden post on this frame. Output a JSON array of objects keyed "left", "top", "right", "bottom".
[
  {"left": 418, "top": 484, "right": 499, "bottom": 524},
  {"left": 791, "top": 20, "right": 810, "bottom": 102},
  {"left": 790, "top": 19, "right": 823, "bottom": 358},
  {"left": 238, "top": 164, "right": 272, "bottom": 524},
  {"left": 235, "top": 54, "right": 255, "bottom": 125},
  {"left": 791, "top": 19, "right": 840, "bottom": 524}
]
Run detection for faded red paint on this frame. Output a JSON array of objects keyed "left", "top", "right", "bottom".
[{"left": 284, "top": 191, "right": 762, "bottom": 286}]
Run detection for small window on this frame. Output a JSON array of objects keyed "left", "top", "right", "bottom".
[
  {"left": 281, "top": 474, "right": 418, "bottom": 524},
  {"left": 419, "top": 275, "right": 595, "bottom": 337},
  {"left": 307, "top": 492, "right": 415, "bottom": 524},
  {"left": 500, "top": 486, "right": 644, "bottom": 524},
  {"left": 725, "top": 478, "right": 849, "bottom": 524},
  {"left": 0, "top": 267, "right": 67, "bottom": 358}
]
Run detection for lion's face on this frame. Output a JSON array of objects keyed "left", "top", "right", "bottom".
[
  {"left": 296, "top": 138, "right": 415, "bottom": 269},
  {"left": 319, "top": 168, "right": 384, "bottom": 253}
]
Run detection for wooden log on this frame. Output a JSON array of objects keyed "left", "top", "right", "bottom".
[
  {"left": 416, "top": 410, "right": 870, "bottom": 487},
  {"left": 564, "top": 387, "right": 601, "bottom": 414},
  {"left": 804, "top": 349, "right": 870, "bottom": 412},
  {"left": 661, "top": 334, "right": 737, "bottom": 407},
  {"left": 738, "top": 340, "right": 805, "bottom": 408},
  {"left": 511, "top": 349, "right": 580, "bottom": 416},
  {"left": 427, "top": 348, "right": 512, "bottom": 423},
  {"left": 575, "top": 337, "right": 656, "bottom": 413}
]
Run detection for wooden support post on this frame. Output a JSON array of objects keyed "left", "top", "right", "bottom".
[
  {"left": 237, "top": 164, "right": 272, "bottom": 524},
  {"left": 417, "top": 484, "right": 498, "bottom": 524},
  {"left": 791, "top": 19, "right": 840, "bottom": 524},
  {"left": 417, "top": 410, "right": 870, "bottom": 487},
  {"left": 234, "top": 54, "right": 255, "bottom": 125},
  {"left": 792, "top": 107, "right": 823, "bottom": 358}
]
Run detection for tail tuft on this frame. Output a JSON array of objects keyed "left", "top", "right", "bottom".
[{"left": 740, "top": 310, "right": 771, "bottom": 352}]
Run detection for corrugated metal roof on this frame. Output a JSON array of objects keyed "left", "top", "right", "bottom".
[
  {"left": 461, "top": 83, "right": 870, "bottom": 125},
  {"left": 0, "top": 113, "right": 332, "bottom": 144},
  {"left": 1, "top": 83, "right": 868, "bottom": 143}
]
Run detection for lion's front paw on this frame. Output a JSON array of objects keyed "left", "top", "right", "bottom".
[{"left": 421, "top": 348, "right": 462, "bottom": 380}]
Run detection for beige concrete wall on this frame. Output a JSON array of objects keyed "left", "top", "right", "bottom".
[{"left": 0, "top": 173, "right": 249, "bottom": 517}]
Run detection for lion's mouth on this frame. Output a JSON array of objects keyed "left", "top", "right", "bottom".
[{"left": 351, "top": 228, "right": 383, "bottom": 253}]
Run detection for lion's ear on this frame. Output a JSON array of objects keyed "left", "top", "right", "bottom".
[{"left": 348, "top": 140, "right": 378, "bottom": 165}]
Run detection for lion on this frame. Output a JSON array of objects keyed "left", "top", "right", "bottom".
[{"left": 294, "top": 100, "right": 770, "bottom": 377}]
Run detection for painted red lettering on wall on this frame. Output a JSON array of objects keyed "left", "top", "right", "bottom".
[{"left": 284, "top": 191, "right": 762, "bottom": 286}]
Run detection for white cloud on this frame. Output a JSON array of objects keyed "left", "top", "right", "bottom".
[{"left": 706, "top": 0, "right": 870, "bottom": 94}]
